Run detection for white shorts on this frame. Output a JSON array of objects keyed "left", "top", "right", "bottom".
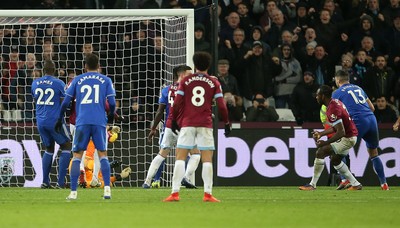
[
  {"left": 331, "top": 136, "right": 357, "bottom": 156},
  {"left": 160, "top": 128, "right": 178, "bottom": 149},
  {"left": 177, "top": 127, "right": 214, "bottom": 150}
]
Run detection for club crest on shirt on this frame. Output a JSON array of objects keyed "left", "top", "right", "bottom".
[{"left": 329, "top": 114, "right": 337, "bottom": 122}]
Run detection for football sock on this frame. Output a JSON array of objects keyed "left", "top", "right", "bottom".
[
  {"left": 310, "top": 158, "right": 324, "bottom": 187},
  {"left": 79, "top": 151, "right": 86, "bottom": 171},
  {"left": 154, "top": 160, "right": 165, "bottom": 181},
  {"left": 171, "top": 160, "right": 185, "bottom": 193},
  {"left": 42, "top": 151, "right": 53, "bottom": 185},
  {"left": 202, "top": 162, "right": 213, "bottom": 194},
  {"left": 93, "top": 149, "right": 100, "bottom": 179},
  {"left": 334, "top": 161, "right": 360, "bottom": 186},
  {"left": 100, "top": 157, "right": 111, "bottom": 186},
  {"left": 70, "top": 157, "right": 81, "bottom": 191},
  {"left": 339, "top": 156, "right": 347, "bottom": 181},
  {"left": 184, "top": 154, "right": 200, "bottom": 180},
  {"left": 371, "top": 156, "right": 387, "bottom": 185},
  {"left": 57, "top": 150, "right": 70, "bottom": 187},
  {"left": 146, "top": 155, "right": 165, "bottom": 184}
]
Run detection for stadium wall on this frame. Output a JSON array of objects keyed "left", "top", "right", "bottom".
[{"left": 1, "top": 123, "right": 399, "bottom": 187}]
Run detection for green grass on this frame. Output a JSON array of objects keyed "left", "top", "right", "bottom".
[{"left": 0, "top": 187, "right": 399, "bottom": 227}]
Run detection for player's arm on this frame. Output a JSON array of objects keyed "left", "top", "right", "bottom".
[
  {"left": 148, "top": 103, "right": 166, "bottom": 142},
  {"left": 107, "top": 95, "right": 116, "bottom": 123},
  {"left": 216, "top": 96, "right": 231, "bottom": 136},
  {"left": 55, "top": 95, "right": 72, "bottom": 132},
  {"left": 59, "top": 95, "right": 73, "bottom": 120},
  {"left": 366, "top": 98, "right": 375, "bottom": 112},
  {"left": 393, "top": 117, "right": 400, "bottom": 131},
  {"left": 315, "top": 121, "right": 344, "bottom": 148}
]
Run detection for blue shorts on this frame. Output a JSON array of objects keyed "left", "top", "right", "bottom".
[
  {"left": 38, "top": 124, "right": 71, "bottom": 148},
  {"left": 72, "top": 125, "right": 107, "bottom": 152},
  {"left": 354, "top": 115, "right": 379, "bottom": 149}
]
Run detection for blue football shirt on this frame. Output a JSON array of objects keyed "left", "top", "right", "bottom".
[
  {"left": 159, "top": 85, "right": 171, "bottom": 127},
  {"left": 31, "top": 75, "right": 66, "bottom": 127},
  {"left": 65, "top": 72, "right": 115, "bottom": 127},
  {"left": 332, "top": 83, "right": 374, "bottom": 122}
]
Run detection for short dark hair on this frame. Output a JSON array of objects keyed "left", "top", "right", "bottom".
[
  {"left": 193, "top": 51, "right": 211, "bottom": 71},
  {"left": 85, "top": 53, "right": 99, "bottom": 70},
  {"left": 172, "top": 65, "right": 192, "bottom": 80},
  {"left": 43, "top": 60, "right": 55, "bottom": 75},
  {"left": 318, "top": 85, "right": 333, "bottom": 98},
  {"left": 335, "top": 70, "right": 349, "bottom": 82}
]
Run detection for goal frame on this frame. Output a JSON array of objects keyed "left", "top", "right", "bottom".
[
  {"left": 0, "top": 9, "right": 195, "bottom": 187},
  {"left": 0, "top": 9, "right": 195, "bottom": 68}
]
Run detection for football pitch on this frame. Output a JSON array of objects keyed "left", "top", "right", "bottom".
[{"left": 0, "top": 186, "right": 398, "bottom": 227}]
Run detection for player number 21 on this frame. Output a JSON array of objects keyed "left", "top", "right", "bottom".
[
  {"left": 191, "top": 86, "right": 205, "bottom": 107},
  {"left": 347, "top": 89, "right": 366, "bottom": 104},
  {"left": 81, "top": 84, "right": 100, "bottom": 104}
]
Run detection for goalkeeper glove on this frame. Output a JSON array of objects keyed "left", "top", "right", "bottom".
[
  {"left": 110, "top": 126, "right": 121, "bottom": 134},
  {"left": 224, "top": 123, "right": 232, "bottom": 136},
  {"left": 107, "top": 113, "right": 114, "bottom": 124},
  {"left": 55, "top": 119, "right": 62, "bottom": 133},
  {"left": 171, "top": 120, "right": 180, "bottom": 135}
]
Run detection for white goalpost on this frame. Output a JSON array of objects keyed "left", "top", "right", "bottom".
[{"left": 0, "top": 9, "right": 194, "bottom": 187}]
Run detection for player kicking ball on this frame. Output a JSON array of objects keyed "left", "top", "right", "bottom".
[{"left": 299, "top": 85, "right": 362, "bottom": 191}]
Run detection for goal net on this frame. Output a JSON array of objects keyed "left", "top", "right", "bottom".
[{"left": 0, "top": 9, "right": 194, "bottom": 187}]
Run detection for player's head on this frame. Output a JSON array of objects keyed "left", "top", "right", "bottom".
[
  {"left": 43, "top": 60, "right": 55, "bottom": 75},
  {"left": 173, "top": 65, "right": 192, "bottom": 81},
  {"left": 193, "top": 51, "right": 211, "bottom": 72},
  {"left": 334, "top": 69, "right": 349, "bottom": 86},
  {"left": 85, "top": 53, "right": 100, "bottom": 71},
  {"left": 316, "top": 85, "right": 332, "bottom": 105}
]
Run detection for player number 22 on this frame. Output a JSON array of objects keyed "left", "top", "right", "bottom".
[
  {"left": 81, "top": 84, "right": 100, "bottom": 104},
  {"left": 191, "top": 86, "right": 205, "bottom": 107},
  {"left": 35, "top": 88, "right": 55, "bottom": 105},
  {"left": 347, "top": 89, "right": 366, "bottom": 104}
]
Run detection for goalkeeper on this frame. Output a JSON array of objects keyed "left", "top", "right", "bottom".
[
  {"left": 143, "top": 65, "right": 200, "bottom": 189},
  {"left": 70, "top": 125, "right": 131, "bottom": 188}
]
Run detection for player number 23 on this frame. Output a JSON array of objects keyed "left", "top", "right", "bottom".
[
  {"left": 80, "top": 84, "right": 100, "bottom": 104},
  {"left": 347, "top": 89, "right": 366, "bottom": 104},
  {"left": 35, "top": 88, "right": 55, "bottom": 105}
]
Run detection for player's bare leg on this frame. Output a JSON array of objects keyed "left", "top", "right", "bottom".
[
  {"left": 163, "top": 148, "right": 189, "bottom": 202},
  {"left": 201, "top": 150, "right": 220, "bottom": 202}
]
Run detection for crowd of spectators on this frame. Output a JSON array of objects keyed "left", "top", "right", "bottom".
[{"left": 1, "top": 0, "right": 400, "bottom": 125}]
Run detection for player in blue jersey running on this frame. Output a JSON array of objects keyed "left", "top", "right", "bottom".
[
  {"left": 144, "top": 65, "right": 200, "bottom": 189},
  {"left": 333, "top": 70, "right": 389, "bottom": 190},
  {"left": 56, "top": 53, "right": 116, "bottom": 199},
  {"left": 31, "top": 60, "right": 71, "bottom": 189}
]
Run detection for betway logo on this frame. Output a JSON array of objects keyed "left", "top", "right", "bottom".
[
  {"left": 0, "top": 139, "right": 60, "bottom": 187},
  {"left": 217, "top": 129, "right": 400, "bottom": 178}
]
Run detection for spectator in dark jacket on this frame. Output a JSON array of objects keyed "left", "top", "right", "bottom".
[
  {"left": 374, "top": 96, "right": 398, "bottom": 123},
  {"left": 246, "top": 93, "right": 279, "bottom": 122},
  {"left": 290, "top": 71, "right": 320, "bottom": 125}
]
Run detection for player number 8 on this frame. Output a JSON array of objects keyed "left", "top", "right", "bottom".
[{"left": 191, "top": 86, "right": 205, "bottom": 107}]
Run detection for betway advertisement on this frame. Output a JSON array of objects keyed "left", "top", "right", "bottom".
[
  {"left": 1, "top": 123, "right": 399, "bottom": 187},
  {"left": 216, "top": 124, "right": 400, "bottom": 186}
]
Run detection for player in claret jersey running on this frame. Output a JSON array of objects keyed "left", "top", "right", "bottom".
[{"left": 299, "top": 85, "right": 362, "bottom": 191}]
